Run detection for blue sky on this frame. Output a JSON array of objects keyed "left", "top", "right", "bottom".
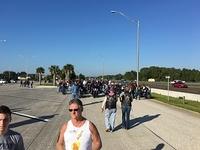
[{"left": 0, "top": 0, "right": 200, "bottom": 76}]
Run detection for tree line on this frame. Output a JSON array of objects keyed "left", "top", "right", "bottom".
[
  {"left": 99, "top": 66, "right": 200, "bottom": 82},
  {"left": 0, "top": 64, "right": 79, "bottom": 85},
  {"left": 1, "top": 66, "right": 200, "bottom": 84}
]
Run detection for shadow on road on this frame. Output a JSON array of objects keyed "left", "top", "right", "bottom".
[
  {"left": 9, "top": 114, "right": 58, "bottom": 128},
  {"left": 83, "top": 100, "right": 103, "bottom": 107},
  {"left": 115, "top": 114, "right": 160, "bottom": 131},
  {"left": 130, "top": 114, "right": 161, "bottom": 128},
  {"left": 80, "top": 94, "right": 92, "bottom": 98},
  {"left": 81, "top": 94, "right": 105, "bottom": 98},
  {"left": 11, "top": 107, "right": 30, "bottom": 112}
]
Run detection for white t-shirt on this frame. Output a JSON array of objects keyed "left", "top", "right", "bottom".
[{"left": 64, "top": 120, "right": 92, "bottom": 150}]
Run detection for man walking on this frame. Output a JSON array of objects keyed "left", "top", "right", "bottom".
[
  {"left": 70, "top": 81, "right": 80, "bottom": 99},
  {"left": 101, "top": 90, "right": 118, "bottom": 132},
  {"left": 119, "top": 90, "right": 133, "bottom": 129}
]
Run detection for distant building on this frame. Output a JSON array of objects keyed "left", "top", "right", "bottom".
[{"left": 18, "top": 76, "right": 30, "bottom": 80}]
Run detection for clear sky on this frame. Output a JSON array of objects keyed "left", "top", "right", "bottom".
[{"left": 0, "top": 0, "right": 200, "bottom": 76}]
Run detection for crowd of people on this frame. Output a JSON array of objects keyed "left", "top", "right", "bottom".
[
  {"left": 56, "top": 79, "right": 151, "bottom": 100},
  {"left": 19, "top": 80, "right": 34, "bottom": 88},
  {"left": 56, "top": 79, "right": 151, "bottom": 134},
  {"left": 1, "top": 79, "right": 151, "bottom": 149},
  {"left": 57, "top": 79, "right": 151, "bottom": 133}
]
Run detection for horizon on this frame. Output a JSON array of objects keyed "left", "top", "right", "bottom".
[{"left": 1, "top": 65, "right": 199, "bottom": 77}]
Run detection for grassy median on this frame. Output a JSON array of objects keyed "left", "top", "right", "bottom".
[{"left": 152, "top": 93, "right": 200, "bottom": 113}]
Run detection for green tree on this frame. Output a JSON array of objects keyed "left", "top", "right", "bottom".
[
  {"left": 49, "top": 65, "right": 60, "bottom": 86},
  {"left": 0, "top": 73, "right": 3, "bottom": 79},
  {"left": 18, "top": 72, "right": 27, "bottom": 79},
  {"left": 36, "top": 67, "right": 45, "bottom": 85},
  {"left": 78, "top": 73, "right": 85, "bottom": 80},
  {"left": 3, "top": 71, "right": 17, "bottom": 81},
  {"left": 123, "top": 71, "right": 136, "bottom": 81},
  {"left": 114, "top": 74, "right": 123, "bottom": 80},
  {"left": 139, "top": 66, "right": 200, "bottom": 82},
  {"left": 63, "top": 64, "right": 75, "bottom": 80}
]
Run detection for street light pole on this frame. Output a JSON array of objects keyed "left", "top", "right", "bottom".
[
  {"left": 136, "top": 20, "right": 140, "bottom": 87},
  {"left": 111, "top": 10, "right": 140, "bottom": 87}
]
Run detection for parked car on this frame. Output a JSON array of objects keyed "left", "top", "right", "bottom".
[
  {"left": 172, "top": 81, "right": 188, "bottom": 88},
  {"left": 10, "top": 79, "right": 16, "bottom": 83},
  {"left": 0, "top": 79, "right": 6, "bottom": 84}
]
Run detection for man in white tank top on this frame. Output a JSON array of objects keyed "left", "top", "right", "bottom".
[{"left": 56, "top": 99, "right": 102, "bottom": 150}]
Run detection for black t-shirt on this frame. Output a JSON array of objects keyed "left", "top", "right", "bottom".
[{"left": 0, "top": 130, "right": 25, "bottom": 150}]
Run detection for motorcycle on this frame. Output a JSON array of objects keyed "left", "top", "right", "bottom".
[{"left": 91, "top": 87, "right": 99, "bottom": 98}]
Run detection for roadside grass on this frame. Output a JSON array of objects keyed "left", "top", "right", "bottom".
[{"left": 152, "top": 93, "right": 200, "bottom": 113}]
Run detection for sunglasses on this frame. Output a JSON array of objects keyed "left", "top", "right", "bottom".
[{"left": 69, "top": 108, "right": 79, "bottom": 112}]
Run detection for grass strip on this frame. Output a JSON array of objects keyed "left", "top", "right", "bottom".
[{"left": 152, "top": 93, "right": 200, "bottom": 113}]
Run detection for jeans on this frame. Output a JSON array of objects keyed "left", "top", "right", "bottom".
[
  {"left": 121, "top": 105, "right": 131, "bottom": 129},
  {"left": 105, "top": 108, "right": 116, "bottom": 131},
  {"left": 71, "top": 93, "right": 79, "bottom": 99}
]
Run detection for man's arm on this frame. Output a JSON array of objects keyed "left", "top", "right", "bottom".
[
  {"left": 17, "top": 134, "right": 25, "bottom": 150},
  {"left": 119, "top": 92, "right": 124, "bottom": 102},
  {"left": 89, "top": 121, "right": 102, "bottom": 150},
  {"left": 101, "top": 96, "right": 107, "bottom": 112},
  {"left": 56, "top": 123, "right": 67, "bottom": 150}
]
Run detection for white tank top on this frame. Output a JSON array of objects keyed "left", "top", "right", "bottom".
[{"left": 64, "top": 120, "right": 92, "bottom": 150}]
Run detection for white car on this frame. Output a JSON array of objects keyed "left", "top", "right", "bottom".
[
  {"left": 10, "top": 80, "right": 16, "bottom": 83},
  {"left": 0, "top": 79, "right": 6, "bottom": 84}
]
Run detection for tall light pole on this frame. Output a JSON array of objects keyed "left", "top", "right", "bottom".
[
  {"left": 110, "top": 10, "right": 140, "bottom": 87},
  {"left": 102, "top": 59, "right": 104, "bottom": 80}
]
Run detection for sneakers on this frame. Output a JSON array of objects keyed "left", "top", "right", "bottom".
[
  {"left": 106, "top": 127, "right": 115, "bottom": 132},
  {"left": 105, "top": 129, "right": 110, "bottom": 132}
]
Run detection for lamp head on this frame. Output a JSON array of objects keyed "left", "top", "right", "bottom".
[{"left": 110, "top": 10, "right": 117, "bottom": 13}]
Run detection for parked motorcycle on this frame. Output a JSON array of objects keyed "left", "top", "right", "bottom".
[
  {"left": 91, "top": 87, "right": 99, "bottom": 98},
  {"left": 141, "top": 86, "right": 151, "bottom": 99}
]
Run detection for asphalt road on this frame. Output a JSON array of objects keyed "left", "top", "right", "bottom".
[
  {"left": 0, "top": 84, "right": 200, "bottom": 150},
  {"left": 0, "top": 84, "right": 69, "bottom": 149}
]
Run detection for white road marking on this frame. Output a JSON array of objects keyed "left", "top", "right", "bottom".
[{"left": 12, "top": 112, "right": 49, "bottom": 122}]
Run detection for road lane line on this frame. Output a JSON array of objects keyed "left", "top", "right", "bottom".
[{"left": 12, "top": 112, "right": 49, "bottom": 122}]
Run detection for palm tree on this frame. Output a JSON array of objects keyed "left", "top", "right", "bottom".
[
  {"left": 49, "top": 65, "right": 60, "bottom": 86},
  {"left": 63, "top": 64, "right": 74, "bottom": 80},
  {"left": 36, "top": 67, "right": 45, "bottom": 85}
]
